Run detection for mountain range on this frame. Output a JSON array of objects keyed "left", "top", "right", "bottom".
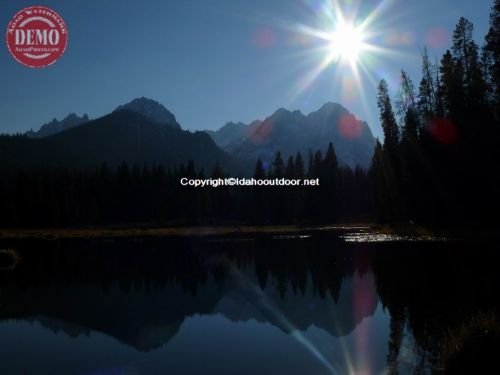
[
  {"left": 1, "top": 97, "right": 376, "bottom": 173},
  {"left": 0, "top": 264, "right": 378, "bottom": 352},
  {"left": 207, "top": 102, "right": 376, "bottom": 169},
  {"left": 1, "top": 98, "right": 231, "bottom": 172},
  {"left": 25, "top": 113, "right": 90, "bottom": 138},
  {"left": 114, "top": 97, "right": 181, "bottom": 129}
]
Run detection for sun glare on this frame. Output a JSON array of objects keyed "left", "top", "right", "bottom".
[
  {"left": 328, "top": 21, "right": 366, "bottom": 65},
  {"left": 284, "top": 0, "right": 404, "bottom": 107}
]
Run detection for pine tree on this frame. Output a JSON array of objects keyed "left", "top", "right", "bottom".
[
  {"left": 452, "top": 17, "right": 488, "bottom": 125},
  {"left": 324, "top": 142, "right": 338, "bottom": 170},
  {"left": 307, "top": 150, "right": 314, "bottom": 178},
  {"left": 484, "top": 0, "right": 500, "bottom": 119},
  {"left": 439, "top": 50, "right": 464, "bottom": 122},
  {"left": 377, "top": 79, "right": 400, "bottom": 158},
  {"left": 397, "top": 71, "right": 420, "bottom": 142},
  {"left": 312, "top": 150, "right": 322, "bottom": 178},
  {"left": 322, "top": 142, "right": 339, "bottom": 221},
  {"left": 375, "top": 79, "right": 406, "bottom": 221},
  {"left": 418, "top": 48, "right": 439, "bottom": 118},
  {"left": 272, "top": 152, "right": 284, "bottom": 178},
  {"left": 452, "top": 18, "right": 476, "bottom": 81},
  {"left": 369, "top": 140, "right": 387, "bottom": 220},
  {"left": 290, "top": 152, "right": 306, "bottom": 221},
  {"left": 323, "top": 143, "right": 339, "bottom": 193},
  {"left": 285, "top": 156, "right": 295, "bottom": 178},
  {"left": 294, "top": 152, "right": 305, "bottom": 179},
  {"left": 253, "top": 158, "right": 265, "bottom": 179}
]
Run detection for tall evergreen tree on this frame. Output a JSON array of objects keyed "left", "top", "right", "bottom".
[
  {"left": 418, "top": 48, "right": 439, "bottom": 118},
  {"left": 374, "top": 80, "right": 406, "bottom": 221},
  {"left": 306, "top": 150, "right": 314, "bottom": 178},
  {"left": 285, "top": 156, "right": 295, "bottom": 178},
  {"left": 397, "top": 71, "right": 420, "bottom": 142},
  {"left": 272, "top": 152, "right": 284, "bottom": 178},
  {"left": 484, "top": 0, "right": 500, "bottom": 119},
  {"left": 452, "top": 18, "right": 476, "bottom": 82},
  {"left": 369, "top": 140, "right": 387, "bottom": 220},
  {"left": 312, "top": 150, "right": 323, "bottom": 178},
  {"left": 439, "top": 50, "right": 464, "bottom": 123},
  {"left": 377, "top": 79, "right": 400, "bottom": 158},
  {"left": 451, "top": 17, "right": 488, "bottom": 128},
  {"left": 322, "top": 142, "right": 339, "bottom": 221},
  {"left": 254, "top": 158, "right": 265, "bottom": 179},
  {"left": 324, "top": 142, "right": 338, "bottom": 171},
  {"left": 294, "top": 152, "right": 305, "bottom": 179}
]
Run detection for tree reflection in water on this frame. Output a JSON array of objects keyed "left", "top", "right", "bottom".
[{"left": 0, "top": 232, "right": 498, "bottom": 374}]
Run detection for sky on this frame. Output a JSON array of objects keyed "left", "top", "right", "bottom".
[{"left": 0, "top": 0, "right": 493, "bottom": 139}]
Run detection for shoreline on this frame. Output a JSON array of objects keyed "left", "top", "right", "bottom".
[
  {"left": 0, "top": 223, "right": 494, "bottom": 240},
  {"left": 0, "top": 223, "right": 376, "bottom": 240}
]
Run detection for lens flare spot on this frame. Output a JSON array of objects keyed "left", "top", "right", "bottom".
[
  {"left": 426, "top": 27, "right": 449, "bottom": 49},
  {"left": 341, "top": 76, "right": 357, "bottom": 104},
  {"left": 339, "top": 113, "right": 363, "bottom": 139},
  {"left": 248, "top": 120, "right": 274, "bottom": 144},
  {"left": 427, "top": 118, "right": 458, "bottom": 144},
  {"left": 251, "top": 27, "right": 277, "bottom": 49},
  {"left": 385, "top": 30, "right": 415, "bottom": 46}
]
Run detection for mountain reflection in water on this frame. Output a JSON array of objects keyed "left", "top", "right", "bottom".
[{"left": 0, "top": 232, "right": 498, "bottom": 374}]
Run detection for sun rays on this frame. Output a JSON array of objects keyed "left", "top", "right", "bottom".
[{"left": 283, "top": 0, "right": 410, "bottom": 112}]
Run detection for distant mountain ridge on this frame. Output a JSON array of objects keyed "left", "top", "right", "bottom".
[
  {"left": 24, "top": 97, "right": 181, "bottom": 140},
  {"left": 205, "top": 121, "right": 248, "bottom": 149},
  {"left": 26, "top": 113, "right": 90, "bottom": 138},
  {"left": 5, "top": 98, "right": 375, "bottom": 173},
  {"left": 1, "top": 99, "right": 233, "bottom": 172},
  {"left": 114, "top": 97, "right": 181, "bottom": 129},
  {"left": 208, "top": 102, "right": 376, "bottom": 169}
]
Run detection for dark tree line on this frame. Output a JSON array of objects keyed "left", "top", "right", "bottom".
[
  {"left": 0, "top": 142, "right": 372, "bottom": 227},
  {"left": 251, "top": 144, "right": 372, "bottom": 224},
  {"left": 370, "top": 1, "right": 500, "bottom": 226},
  {"left": 0, "top": 234, "right": 363, "bottom": 303}
]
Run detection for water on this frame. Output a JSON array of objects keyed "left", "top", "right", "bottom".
[{"left": 0, "top": 230, "right": 498, "bottom": 374}]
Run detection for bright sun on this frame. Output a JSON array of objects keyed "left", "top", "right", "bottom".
[
  {"left": 286, "top": 0, "right": 395, "bottom": 103},
  {"left": 328, "top": 20, "right": 366, "bottom": 64}
]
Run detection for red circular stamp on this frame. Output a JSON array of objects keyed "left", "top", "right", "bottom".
[{"left": 6, "top": 6, "right": 68, "bottom": 68}]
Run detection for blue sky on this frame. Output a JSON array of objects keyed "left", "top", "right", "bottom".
[{"left": 0, "top": 0, "right": 493, "bottom": 139}]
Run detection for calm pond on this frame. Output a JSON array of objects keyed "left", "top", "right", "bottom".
[{"left": 0, "top": 229, "right": 498, "bottom": 374}]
